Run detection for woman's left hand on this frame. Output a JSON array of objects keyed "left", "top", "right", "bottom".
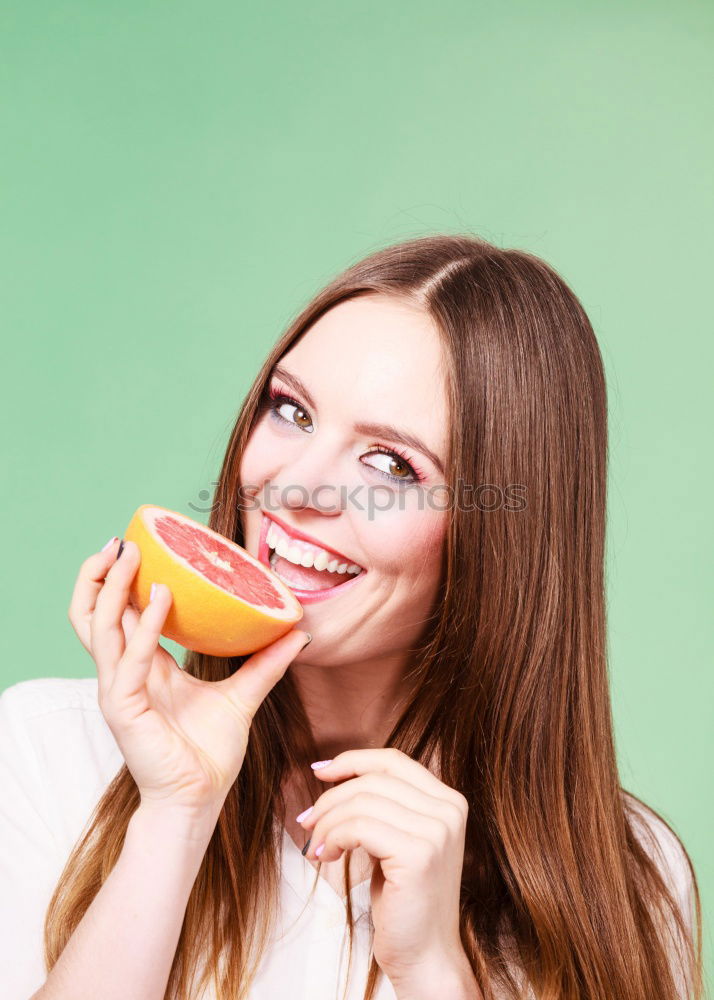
[{"left": 298, "top": 748, "right": 472, "bottom": 990}]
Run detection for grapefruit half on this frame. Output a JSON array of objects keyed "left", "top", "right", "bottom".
[{"left": 123, "top": 504, "right": 303, "bottom": 656}]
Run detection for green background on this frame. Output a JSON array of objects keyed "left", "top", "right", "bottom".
[{"left": 1, "top": 0, "right": 711, "bottom": 987}]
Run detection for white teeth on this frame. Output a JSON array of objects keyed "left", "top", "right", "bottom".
[
  {"left": 265, "top": 518, "right": 362, "bottom": 575},
  {"left": 312, "top": 550, "right": 329, "bottom": 571},
  {"left": 287, "top": 544, "right": 304, "bottom": 566}
]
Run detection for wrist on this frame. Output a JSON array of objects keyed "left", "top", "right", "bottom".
[
  {"left": 390, "top": 949, "right": 481, "bottom": 1000},
  {"left": 131, "top": 799, "right": 221, "bottom": 850}
]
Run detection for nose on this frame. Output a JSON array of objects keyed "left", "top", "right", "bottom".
[{"left": 273, "top": 442, "right": 345, "bottom": 517}]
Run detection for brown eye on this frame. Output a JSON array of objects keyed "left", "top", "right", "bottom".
[
  {"left": 388, "top": 457, "right": 410, "bottom": 478},
  {"left": 361, "top": 447, "right": 419, "bottom": 483},
  {"left": 270, "top": 394, "right": 314, "bottom": 432},
  {"left": 282, "top": 404, "right": 311, "bottom": 428}
]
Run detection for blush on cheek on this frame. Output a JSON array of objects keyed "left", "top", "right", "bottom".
[{"left": 371, "top": 523, "right": 445, "bottom": 579}]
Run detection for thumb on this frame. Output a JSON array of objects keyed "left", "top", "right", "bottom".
[{"left": 218, "top": 628, "right": 311, "bottom": 720}]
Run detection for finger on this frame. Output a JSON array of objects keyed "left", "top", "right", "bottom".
[
  {"left": 68, "top": 538, "right": 123, "bottom": 650},
  {"left": 311, "top": 749, "right": 468, "bottom": 815},
  {"left": 90, "top": 539, "right": 141, "bottom": 688},
  {"left": 298, "top": 772, "right": 462, "bottom": 833},
  {"left": 121, "top": 603, "right": 141, "bottom": 643},
  {"left": 110, "top": 583, "right": 174, "bottom": 712},
  {"left": 307, "top": 813, "right": 436, "bottom": 871},
  {"left": 215, "top": 628, "right": 311, "bottom": 720},
  {"left": 305, "top": 793, "right": 450, "bottom": 865}
]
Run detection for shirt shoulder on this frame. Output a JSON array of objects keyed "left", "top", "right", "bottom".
[
  {"left": 0, "top": 677, "right": 126, "bottom": 997},
  {"left": 0, "top": 676, "right": 125, "bottom": 854},
  {"left": 623, "top": 788, "right": 697, "bottom": 1000},
  {"left": 623, "top": 791, "right": 694, "bottom": 921},
  {"left": 1, "top": 675, "right": 104, "bottom": 718}
]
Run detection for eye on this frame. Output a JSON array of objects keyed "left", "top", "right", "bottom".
[
  {"left": 361, "top": 446, "right": 423, "bottom": 484},
  {"left": 267, "top": 391, "right": 314, "bottom": 432}
]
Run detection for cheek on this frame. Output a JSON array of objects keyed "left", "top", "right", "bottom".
[
  {"left": 237, "top": 428, "right": 275, "bottom": 538},
  {"left": 361, "top": 506, "right": 447, "bottom": 583},
  {"left": 239, "top": 424, "right": 278, "bottom": 484}
]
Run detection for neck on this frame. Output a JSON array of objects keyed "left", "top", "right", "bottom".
[{"left": 290, "top": 650, "right": 416, "bottom": 761}]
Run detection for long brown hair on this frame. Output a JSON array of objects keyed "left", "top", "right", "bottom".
[{"left": 45, "top": 234, "right": 703, "bottom": 1000}]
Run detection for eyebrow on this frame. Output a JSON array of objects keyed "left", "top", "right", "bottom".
[{"left": 270, "top": 364, "right": 445, "bottom": 477}]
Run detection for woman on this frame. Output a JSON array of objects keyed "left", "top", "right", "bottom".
[{"left": 0, "top": 234, "right": 702, "bottom": 1000}]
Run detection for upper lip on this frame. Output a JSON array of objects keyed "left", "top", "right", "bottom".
[{"left": 263, "top": 511, "right": 364, "bottom": 570}]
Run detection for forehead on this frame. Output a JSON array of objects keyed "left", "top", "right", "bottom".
[{"left": 280, "top": 294, "right": 449, "bottom": 451}]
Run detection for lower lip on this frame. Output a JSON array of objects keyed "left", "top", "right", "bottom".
[{"left": 258, "top": 514, "right": 367, "bottom": 605}]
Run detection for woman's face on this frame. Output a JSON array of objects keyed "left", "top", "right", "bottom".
[{"left": 240, "top": 293, "right": 450, "bottom": 665}]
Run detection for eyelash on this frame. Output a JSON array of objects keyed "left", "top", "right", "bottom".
[{"left": 261, "top": 384, "right": 426, "bottom": 485}]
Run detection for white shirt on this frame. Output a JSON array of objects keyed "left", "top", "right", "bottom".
[{"left": 0, "top": 677, "right": 696, "bottom": 1000}]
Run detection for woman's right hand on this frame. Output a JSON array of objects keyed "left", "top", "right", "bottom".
[{"left": 68, "top": 537, "right": 310, "bottom": 829}]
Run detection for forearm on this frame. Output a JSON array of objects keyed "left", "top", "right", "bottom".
[{"left": 32, "top": 804, "right": 216, "bottom": 1000}]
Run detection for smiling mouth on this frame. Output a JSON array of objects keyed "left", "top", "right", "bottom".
[{"left": 261, "top": 513, "right": 366, "bottom": 595}]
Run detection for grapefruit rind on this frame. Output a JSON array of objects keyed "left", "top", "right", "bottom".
[{"left": 124, "top": 504, "right": 303, "bottom": 657}]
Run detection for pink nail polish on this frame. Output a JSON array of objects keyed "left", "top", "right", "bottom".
[
  {"left": 311, "top": 760, "right": 333, "bottom": 770},
  {"left": 314, "top": 843, "right": 325, "bottom": 858},
  {"left": 101, "top": 536, "right": 118, "bottom": 552},
  {"left": 296, "top": 806, "right": 313, "bottom": 823}
]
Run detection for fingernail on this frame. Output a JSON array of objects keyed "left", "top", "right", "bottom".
[
  {"left": 115, "top": 539, "right": 125, "bottom": 561},
  {"left": 296, "top": 806, "right": 313, "bottom": 823},
  {"left": 301, "top": 837, "right": 311, "bottom": 857},
  {"left": 310, "top": 760, "right": 333, "bottom": 770},
  {"left": 101, "top": 536, "right": 118, "bottom": 552},
  {"left": 314, "top": 843, "right": 325, "bottom": 858},
  {"left": 150, "top": 582, "right": 158, "bottom": 602},
  {"left": 301, "top": 632, "right": 312, "bottom": 647}
]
